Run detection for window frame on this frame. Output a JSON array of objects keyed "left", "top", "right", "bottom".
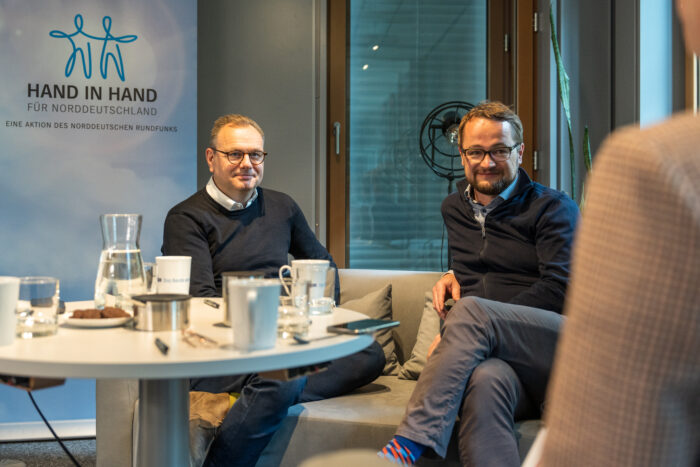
[{"left": 327, "top": 0, "right": 536, "bottom": 268}]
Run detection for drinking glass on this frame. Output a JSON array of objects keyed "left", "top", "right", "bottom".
[
  {"left": 16, "top": 276, "right": 60, "bottom": 338},
  {"left": 278, "top": 283, "right": 310, "bottom": 340},
  {"left": 143, "top": 262, "right": 157, "bottom": 294},
  {"left": 309, "top": 266, "right": 337, "bottom": 315},
  {"left": 279, "top": 260, "right": 332, "bottom": 314}
]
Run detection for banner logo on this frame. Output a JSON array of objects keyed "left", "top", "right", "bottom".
[{"left": 49, "top": 14, "right": 138, "bottom": 81}]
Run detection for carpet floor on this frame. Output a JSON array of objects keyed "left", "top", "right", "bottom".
[{"left": 0, "top": 438, "right": 96, "bottom": 467}]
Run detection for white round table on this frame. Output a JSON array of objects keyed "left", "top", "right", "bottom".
[{"left": 0, "top": 298, "right": 373, "bottom": 467}]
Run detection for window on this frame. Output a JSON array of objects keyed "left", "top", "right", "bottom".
[
  {"left": 328, "top": 0, "right": 533, "bottom": 269},
  {"left": 347, "top": 1, "right": 486, "bottom": 270}
]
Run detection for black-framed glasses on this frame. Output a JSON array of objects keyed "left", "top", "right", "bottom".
[
  {"left": 211, "top": 148, "right": 267, "bottom": 165},
  {"left": 460, "top": 144, "right": 521, "bottom": 163}
]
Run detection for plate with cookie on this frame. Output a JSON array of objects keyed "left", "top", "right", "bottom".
[{"left": 65, "top": 307, "right": 133, "bottom": 328}]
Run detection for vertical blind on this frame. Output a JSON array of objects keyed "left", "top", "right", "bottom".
[{"left": 347, "top": 0, "right": 487, "bottom": 270}]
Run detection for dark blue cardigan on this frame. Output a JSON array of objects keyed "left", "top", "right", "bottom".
[
  {"left": 442, "top": 169, "right": 580, "bottom": 313},
  {"left": 162, "top": 187, "right": 337, "bottom": 298}
]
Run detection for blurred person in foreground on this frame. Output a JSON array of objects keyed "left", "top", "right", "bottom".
[
  {"left": 538, "top": 1, "right": 700, "bottom": 465},
  {"left": 162, "top": 114, "right": 384, "bottom": 466},
  {"left": 378, "top": 101, "right": 580, "bottom": 466}
]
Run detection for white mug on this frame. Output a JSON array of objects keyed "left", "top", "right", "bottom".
[
  {"left": 155, "top": 256, "right": 191, "bottom": 294},
  {"left": 278, "top": 259, "right": 329, "bottom": 300},
  {"left": 0, "top": 277, "right": 20, "bottom": 346},
  {"left": 226, "top": 278, "right": 280, "bottom": 351}
]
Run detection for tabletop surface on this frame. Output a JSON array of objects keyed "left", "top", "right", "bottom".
[{"left": 0, "top": 298, "right": 372, "bottom": 379}]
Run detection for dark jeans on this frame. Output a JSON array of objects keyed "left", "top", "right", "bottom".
[{"left": 191, "top": 340, "right": 385, "bottom": 467}]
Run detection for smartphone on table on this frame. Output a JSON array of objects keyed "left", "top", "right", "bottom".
[{"left": 327, "top": 319, "right": 400, "bottom": 335}]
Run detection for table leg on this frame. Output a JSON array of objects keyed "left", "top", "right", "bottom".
[{"left": 137, "top": 378, "right": 190, "bottom": 467}]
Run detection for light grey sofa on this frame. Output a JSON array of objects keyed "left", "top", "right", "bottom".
[{"left": 96, "top": 269, "right": 541, "bottom": 466}]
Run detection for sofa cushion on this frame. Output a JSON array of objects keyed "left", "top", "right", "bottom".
[
  {"left": 259, "top": 375, "right": 541, "bottom": 466},
  {"left": 398, "top": 292, "right": 442, "bottom": 380},
  {"left": 338, "top": 270, "right": 443, "bottom": 365},
  {"left": 341, "top": 284, "right": 399, "bottom": 375},
  {"left": 300, "top": 448, "right": 399, "bottom": 467},
  {"left": 258, "top": 376, "right": 424, "bottom": 466},
  {"left": 260, "top": 375, "right": 542, "bottom": 466}
]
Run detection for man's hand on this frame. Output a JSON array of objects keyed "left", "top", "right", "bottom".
[
  {"left": 427, "top": 333, "right": 441, "bottom": 359},
  {"left": 432, "top": 272, "right": 460, "bottom": 319}
]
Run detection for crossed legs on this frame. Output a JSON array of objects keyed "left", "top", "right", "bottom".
[
  {"left": 395, "top": 296, "right": 562, "bottom": 464},
  {"left": 458, "top": 358, "right": 538, "bottom": 466}
]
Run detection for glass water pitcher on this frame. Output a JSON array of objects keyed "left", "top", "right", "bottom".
[{"left": 94, "top": 214, "right": 146, "bottom": 309}]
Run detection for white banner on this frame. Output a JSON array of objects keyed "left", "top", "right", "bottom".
[
  {"left": 0, "top": 0, "right": 196, "bottom": 430},
  {"left": 0, "top": 0, "right": 197, "bottom": 300}
]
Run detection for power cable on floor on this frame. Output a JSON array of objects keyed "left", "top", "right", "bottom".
[{"left": 26, "top": 391, "right": 81, "bottom": 467}]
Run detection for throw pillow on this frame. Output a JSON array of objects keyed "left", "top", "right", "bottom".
[
  {"left": 397, "top": 292, "right": 443, "bottom": 380},
  {"left": 340, "top": 283, "right": 399, "bottom": 375}
]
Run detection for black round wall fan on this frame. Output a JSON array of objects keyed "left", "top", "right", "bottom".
[{"left": 419, "top": 101, "right": 474, "bottom": 191}]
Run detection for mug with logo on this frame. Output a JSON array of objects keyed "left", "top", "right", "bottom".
[{"left": 155, "top": 256, "right": 191, "bottom": 294}]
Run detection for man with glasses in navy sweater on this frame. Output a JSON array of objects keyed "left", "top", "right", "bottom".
[
  {"left": 163, "top": 114, "right": 384, "bottom": 466},
  {"left": 379, "top": 102, "right": 579, "bottom": 467}
]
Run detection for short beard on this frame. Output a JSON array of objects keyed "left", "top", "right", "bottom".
[
  {"left": 467, "top": 170, "right": 514, "bottom": 196},
  {"left": 474, "top": 177, "right": 510, "bottom": 195}
]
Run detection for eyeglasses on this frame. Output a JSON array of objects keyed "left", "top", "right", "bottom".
[
  {"left": 211, "top": 148, "right": 267, "bottom": 165},
  {"left": 181, "top": 328, "right": 218, "bottom": 348},
  {"left": 460, "top": 144, "right": 521, "bottom": 163}
]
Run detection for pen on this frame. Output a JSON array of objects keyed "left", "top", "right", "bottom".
[
  {"left": 155, "top": 338, "right": 169, "bottom": 355},
  {"left": 204, "top": 299, "right": 220, "bottom": 309}
]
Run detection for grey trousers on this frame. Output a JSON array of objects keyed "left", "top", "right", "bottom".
[{"left": 396, "top": 296, "right": 563, "bottom": 466}]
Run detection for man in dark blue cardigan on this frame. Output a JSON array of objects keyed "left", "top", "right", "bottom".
[
  {"left": 162, "top": 114, "right": 384, "bottom": 467},
  {"left": 380, "top": 102, "right": 579, "bottom": 466}
]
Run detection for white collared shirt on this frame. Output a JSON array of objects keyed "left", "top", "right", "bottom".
[{"left": 206, "top": 177, "right": 258, "bottom": 211}]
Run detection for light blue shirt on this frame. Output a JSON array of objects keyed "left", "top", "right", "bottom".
[{"left": 465, "top": 173, "right": 519, "bottom": 229}]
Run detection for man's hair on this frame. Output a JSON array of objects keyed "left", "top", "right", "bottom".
[
  {"left": 458, "top": 101, "right": 523, "bottom": 146},
  {"left": 209, "top": 114, "right": 264, "bottom": 148}
]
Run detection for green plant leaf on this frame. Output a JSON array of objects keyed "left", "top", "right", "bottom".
[
  {"left": 550, "top": 8, "right": 572, "bottom": 125},
  {"left": 583, "top": 125, "right": 592, "bottom": 173},
  {"left": 550, "top": 5, "right": 576, "bottom": 198}
]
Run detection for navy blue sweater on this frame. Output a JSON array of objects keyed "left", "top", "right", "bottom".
[
  {"left": 162, "top": 187, "right": 337, "bottom": 298},
  {"left": 442, "top": 169, "right": 579, "bottom": 313}
]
